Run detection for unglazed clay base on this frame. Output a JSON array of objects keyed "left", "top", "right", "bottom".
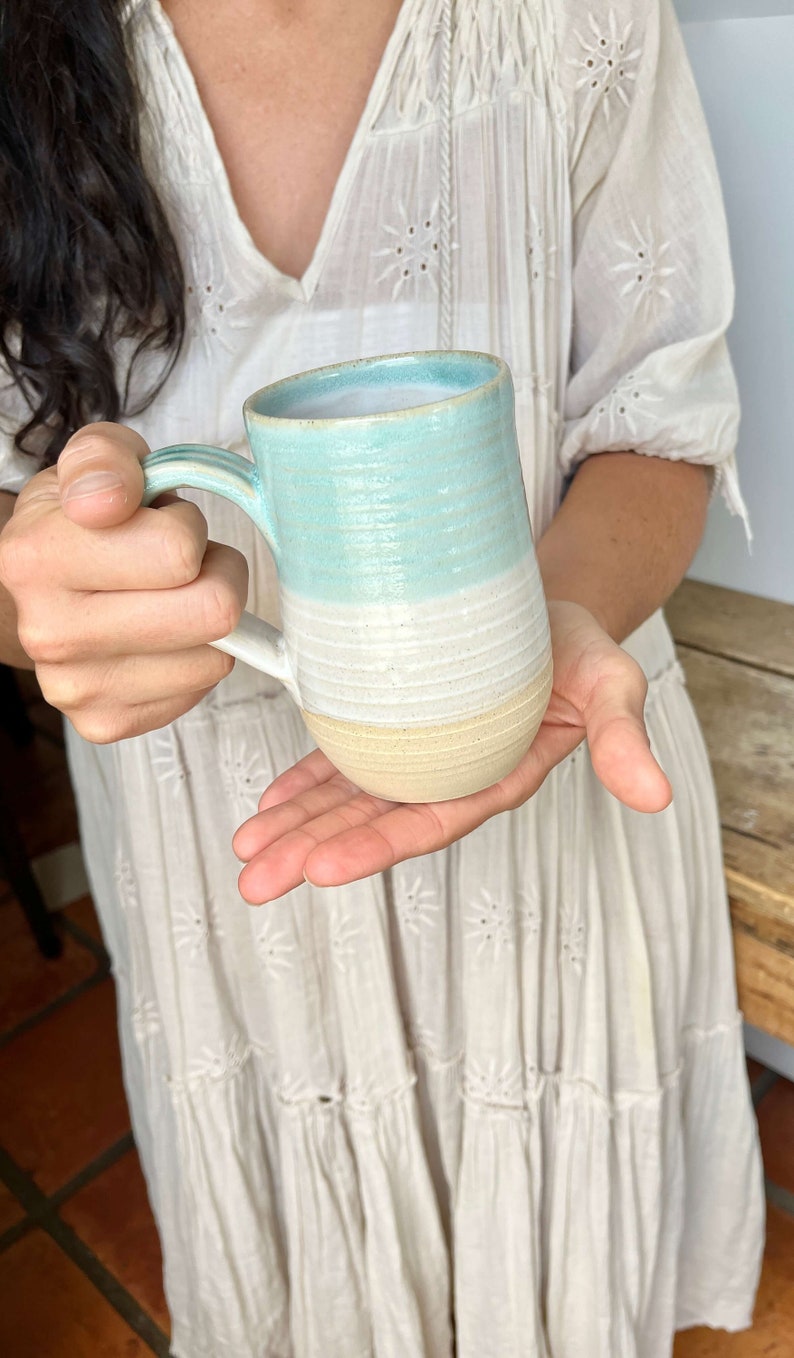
[{"left": 301, "top": 655, "right": 553, "bottom": 802}]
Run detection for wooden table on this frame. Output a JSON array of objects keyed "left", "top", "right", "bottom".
[{"left": 665, "top": 580, "right": 794, "bottom": 1046}]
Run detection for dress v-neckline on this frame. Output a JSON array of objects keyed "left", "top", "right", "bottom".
[{"left": 151, "top": 0, "right": 415, "bottom": 304}]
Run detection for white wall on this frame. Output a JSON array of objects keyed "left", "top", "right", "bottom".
[{"left": 674, "top": 3, "right": 794, "bottom": 604}]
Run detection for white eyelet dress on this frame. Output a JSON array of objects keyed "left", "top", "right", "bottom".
[{"left": 0, "top": 1, "right": 765, "bottom": 1355}]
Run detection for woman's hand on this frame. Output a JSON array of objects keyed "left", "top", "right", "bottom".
[
  {"left": 0, "top": 423, "right": 248, "bottom": 742},
  {"left": 233, "top": 600, "right": 672, "bottom": 903}
]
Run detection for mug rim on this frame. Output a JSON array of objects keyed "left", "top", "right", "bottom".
[{"left": 243, "top": 349, "right": 508, "bottom": 426}]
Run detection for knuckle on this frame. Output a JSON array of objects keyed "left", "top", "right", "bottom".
[
  {"left": 218, "top": 647, "right": 236, "bottom": 677},
  {"left": 208, "top": 647, "right": 236, "bottom": 683},
  {"left": 35, "top": 664, "right": 94, "bottom": 713},
  {"left": 160, "top": 517, "right": 205, "bottom": 586},
  {"left": 68, "top": 708, "right": 127, "bottom": 746},
  {"left": 16, "top": 618, "right": 67, "bottom": 665},
  {"left": 200, "top": 580, "right": 244, "bottom": 641},
  {"left": 617, "top": 652, "right": 648, "bottom": 700}
]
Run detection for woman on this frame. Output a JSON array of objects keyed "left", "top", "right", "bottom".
[{"left": 0, "top": 0, "right": 765, "bottom": 1354}]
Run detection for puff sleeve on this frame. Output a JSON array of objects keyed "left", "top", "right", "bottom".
[{"left": 557, "top": 0, "right": 749, "bottom": 536}]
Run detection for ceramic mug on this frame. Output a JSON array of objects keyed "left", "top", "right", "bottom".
[{"left": 140, "top": 351, "right": 552, "bottom": 802}]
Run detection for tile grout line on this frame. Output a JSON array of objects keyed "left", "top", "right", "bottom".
[
  {"left": 59, "top": 911, "right": 110, "bottom": 962},
  {"left": 0, "top": 957, "right": 110, "bottom": 1052},
  {"left": 765, "top": 1176, "right": 794, "bottom": 1220},
  {"left": 751, "top": 1067, "right": 779, "bottom": 1108},
  {"left": 0, "top": 1131, "right": 136, "bottom": 1253},
  {"left": 0, "top": 1145, "right": 170, "bottom": 1356}
]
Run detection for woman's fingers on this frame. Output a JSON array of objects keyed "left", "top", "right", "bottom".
[
  {"left": 236, "top": 606, "right": 672, "bottom": 904},
  {"left": 57, "top": 422, "right": 149, "bottom": 528},
  {"left": 238, "top": 734, "right": 563, "bottom": 903},
  {"left": 62, "top": 688, "right": 219, "bottom": 746},
  {"left": 256, "top": 748, "right": 342, "bottom": 813},
  {"left": 302, "top": 801, "right": 449, "bottom": 889},
  {"left": 18, "top": 542, "right": 248, "bottom": 663},
  {"left": 9, "top": 493, "right": 210, "bottom": 594},
  {"left": 236, "top": 707, "right": 581, "bottom": 902},
  {"left": 583, "top": 659, "right": 672, "bottom": 812},
  {"left": 36, "top": 645, "right": 235, "bottom": 714},
  {"left": 235, "top": 772, "right": 377, "bottom": 861},
  {"left": 237, "top": 786, "right": 397, "bottom": 902}
]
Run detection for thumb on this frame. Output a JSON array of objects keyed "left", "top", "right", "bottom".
[
  {"left": 58, "top": 422, "right": 148, "bottom": 529},
  {"left": 584, "top": 654, "right": 673, "bottom": 814}
]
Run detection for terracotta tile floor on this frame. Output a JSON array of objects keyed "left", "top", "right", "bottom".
[{"left": 0, "top": 669, "right": 793, "bottom": 1356}]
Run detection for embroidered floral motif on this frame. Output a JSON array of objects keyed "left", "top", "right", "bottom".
[
  {"left": 613, "top": 218, "right": 676, "bottom": 312},
  {"left": 185, "top": 276, "right": 256, "bottom": 356},
  {"left": 219, "top": 747, "right": 270, "bottom": 816},
  {"left": 183, "top": 1033, "right": 252, "bottom": 1085},
  {"left": 465, "top": 888, "right": 515, "bottom": 958},
  {"left": 374, "top": 201, "right": 455, "bottom": 298},
  {"left": 149, "top": 730, "right": 189, "bottom": 794},
  {"left": 594, "top": 371, "right": 664, "bottom": 443},
  {"left": 517, "top": 886, "right": 541, "bottom": 943},
  {"left": 330, "top": 912, "right": 361, "bottom": 974},
  {"left": 464, "top": 1058, "right": 523, "bottom": 1107},
  {"left": 569, "top": 11, "right": 642, "bottom": 120},
  {"left": 173, "top": 907, "right": 211, "bottom": 960},
  {"left": 560, "top": 915, "right": 586, "bottom": 971},
  {"left": 406, "top": 1019, "right": 443, "bottom": 1058},
  {"left": 527, "top": 207, "right": 557, "bottom": 282},
  {"left": 397, "top": 876, "right": 441, "bottom": 936},
  {"left": 131, "top": 997, "right": 162, "bottom": 1042},
  {"left": 114, "top": 856, "right": 139, "bottom": 913},
  {"left": 255, "top": 917, "right": 294, "bottom": 980}
]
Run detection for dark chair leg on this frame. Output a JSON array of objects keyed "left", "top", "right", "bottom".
[
  {"left": 0, "top": 664, "right": 63, "bottom": 958},
  {"left": 0, "top": 789, "right": 63, "bottom": 958},
  {"left": 0, "top": 662, "right": 35, "bottom": 747}
]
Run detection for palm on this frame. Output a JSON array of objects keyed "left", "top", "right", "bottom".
[{"left": 233, "top": 601, "right": 672, "bottom": 903}]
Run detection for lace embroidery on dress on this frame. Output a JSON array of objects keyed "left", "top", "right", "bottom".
[
  {"left": 179, "top": 1032, "right": 253, "bottom": 1087},
  {"left": 517, "top": 886, "right": 541, "bottom": 945},
  {"left": 593, "top": 371, "right": 664, "bottom": 444},
  {"left": 163, "top": 1013, "right": 743, "bottom": 1110},
  {"left": 115, "top": 854, "right": 140, "bottom": 914},
  {"left": 613, "top": 217, "right": 677, "bottom": 314},
  {"left": 148, "top": 729, "right": 190, "bottom": 795},
  {"left": 395, "top": 875, "right": 441, "bottom": 937},
  {"left": 463, "top": 1058, "right": 524, "bottom": 1108},
  {"left": 373, "top": 199, "right": 456, "bottom": 299},
  {"left": 560, "top": 915, "right": 586, "bottom": 971},
  {"left": 330, "top": 911, "right": 362, "bottom": 975},
  {"left": 131, "top": 997, "right": 162, "bottom": 1042},
  {"left": 568, "top": 9, "right": 643, "bottom": 122},
  {"left": 172, "top": 907, "right": 212, "bottom": 960},
  {"left": 375, "top": 0, "right": 553, "bottom": 132},
  {"left": 218, "top": 744, "right": 271, "bottom": 819},
  {"left": 465, "top": 888, "right": 516, "bottom": 958},
  {"left": 114, "top": 846, "right": 163, "bottom": 1039},
  {"left": 528, "top": 207, "right": 558, "bottom": 284},
  {"left": 255, "top": 916, "right": 295, "bottom": 980}
]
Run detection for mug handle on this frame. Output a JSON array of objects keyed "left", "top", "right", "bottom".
[{"left": 140, "top": 444, "right": 300, "bottom": 702}]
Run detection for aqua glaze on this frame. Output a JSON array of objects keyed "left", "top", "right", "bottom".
[{"left": 140, "top": 351, "right": 553, "bottom": 801}]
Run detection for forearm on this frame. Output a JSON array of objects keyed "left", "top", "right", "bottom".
[
  {"left": 0, "top": 490, "right": 33, "bottom": 669},
  {"left": 537, "top": 452, "right": 710, "bottom": 643}
]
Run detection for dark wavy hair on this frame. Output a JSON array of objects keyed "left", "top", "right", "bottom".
[{"left": 0, "top": 0, "right": 185, "bottom": 465}]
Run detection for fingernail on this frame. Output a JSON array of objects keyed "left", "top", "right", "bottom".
[{"left": 63, "top": 471, "right": 126, "bottom": 502}]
